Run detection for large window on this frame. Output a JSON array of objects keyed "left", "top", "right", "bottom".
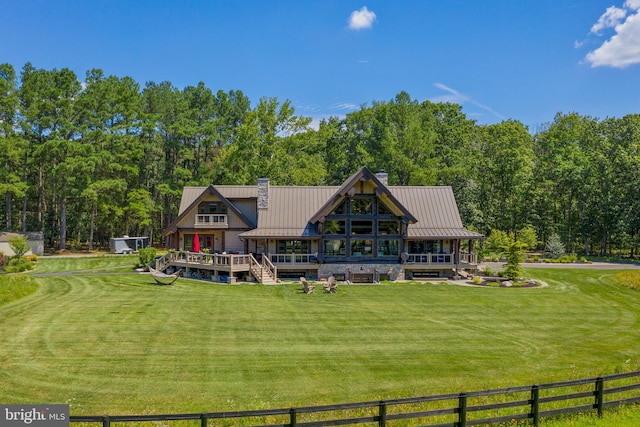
[
  {"left": 378, "top": 239, "right": 399, "bottom": 256},
  {"left": 321, "top": 195, "right": 405, "bottom": 259},
  {"left": 351, "top": 220, "right": 373, "bottom": 235},
  {"left": 351, "top": 197, "right": 373, "bottom": 215},
  {"left": 378, "top": 220, "right": 399, "bottom": 235},
  {"left": 409, "top": 240, "right": 443, "bottom": 254},
  {"left": 277, "top": 240, "right": 310, "bottom": 254},
  {"left": 351, "top": 239, "right": 373, "bottom": 257},
  {"left": 330, "top": 201, "right": 347, "bottom": 215},
  {"left": 325, "top": 239, "right": 346, "bottom": 256},
  {"left": 325, "top": 220, "right": 346, "bottom": 234},
  {"left": 378, "top": 202, "right": 394, "bottom": 216}
]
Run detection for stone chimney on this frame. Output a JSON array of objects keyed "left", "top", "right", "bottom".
[
  {"left": 376, "top": 170, "right": 388, "bottom": 186},
  {"left": 257, "top": 177, "right": 269, "bottom": 210}
]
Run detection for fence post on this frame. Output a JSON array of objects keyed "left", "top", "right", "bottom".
[
  {"left": 102, "top": 415, "right": 110, "bottom": 427},
  {"left": 378, "top": 402, "right": 387, "bottom": 427},
  {"left": 595, "top": 377, "right": 604, "bottom": 418},
  {"left": 200, "top": 412, "right": 208, "bottom": 427},
  {"left": 530, "top": 385, "right": 540, "bottom": 427},
  {"left": 289, "top": 408, "right": 297, "bottom": 427},
  {"left": 458, "top": 393, "right": 467, "bottom": 427}
]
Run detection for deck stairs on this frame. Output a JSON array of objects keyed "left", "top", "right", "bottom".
[{"left": 249, "top": 254, "right": 278, "bottom": 284}]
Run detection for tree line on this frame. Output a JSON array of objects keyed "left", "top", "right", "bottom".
[{"left": 1, "top": 63, "right": 639, "bottom": 256}]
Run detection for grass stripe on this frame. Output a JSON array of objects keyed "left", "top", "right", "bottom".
[{"left": 0, "top": 267, "right": 639, "bottom": 417}]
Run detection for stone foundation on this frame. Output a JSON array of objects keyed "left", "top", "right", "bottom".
[{"left": 318, "top": 264, "right": 406, "bottom": 282}]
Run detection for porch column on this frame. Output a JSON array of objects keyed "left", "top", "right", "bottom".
[{"left": 455, "top": 239, "right": 460, "bottom": 276}]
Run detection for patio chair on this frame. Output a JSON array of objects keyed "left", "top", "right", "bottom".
[
  {"left": 324, "top": 276, "right": 338, "bottom": 293},
  {"left": 300, "top": 277, "right": 315, "bottom": 294}
]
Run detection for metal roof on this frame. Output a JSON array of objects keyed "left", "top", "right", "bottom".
[
  {"left": 170, "top": 169, "right": 482, "bottom": 240},
  {"left": 390, "top": 187, "right": 463, "bottom": 229},
  {"left": 407, "top": 228, "right": 484, "bottom": 239}
]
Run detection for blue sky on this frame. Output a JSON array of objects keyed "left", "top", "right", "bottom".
[{"left": 2, "top": 0, "right": 639, "bottom": 130}]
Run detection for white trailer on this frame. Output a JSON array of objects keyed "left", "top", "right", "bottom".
[{"left": 109, "top": 236, "right": 149, "bottom": 254}]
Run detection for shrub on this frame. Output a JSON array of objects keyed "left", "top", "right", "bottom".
[
  {"left": 482, "top": 266, "right": 502, "bottom": 277},
  {"left": 8, "top": 235, "right": 31, "bottom": 259},
  {"left": 472, "top": 276, "right": 482, "bottom": 285},
  {"left": 613, "top": 271, "right": 640, "bottom": 290},
  {"left": 557, "top": 254, "right": 577, "bottom": 263},
  {"left": 5, "top": 257, "right": 34, "bottom": 273},
  {"left": 138, "top": 247, "right": 157, "bottom": 270}
]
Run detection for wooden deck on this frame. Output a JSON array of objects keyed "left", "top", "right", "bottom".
[{"left": 156, "top": 251, "right": 277, "bottom": 284}]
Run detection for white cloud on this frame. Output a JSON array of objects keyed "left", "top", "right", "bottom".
[
  {"left": 585, "top": 1, "right": 640, "bottom": 67},
  {"left": 590, "top": 5, "right": 627, "bottom": 35},
  {"left": 331, "top": 102, "right": 359, "bottom": 111},
  {"left": 348, "top": 6, "right": 376, "bottom": 30},
  {"left": 432, "top": 83, "right": 504, "bottom": 121}
]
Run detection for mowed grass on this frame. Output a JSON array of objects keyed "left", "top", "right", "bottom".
[
  {"left": 29, "top": 253, "right": 139, "bottom": 274},
  {"left": 1, "top": 265, "right": 640, "bottom": 418}
]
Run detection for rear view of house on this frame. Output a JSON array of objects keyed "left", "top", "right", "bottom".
[{"left": 160, "top": 167, "right": 482, "bottom": 283}]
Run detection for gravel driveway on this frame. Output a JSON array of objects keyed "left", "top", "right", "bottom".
[{"left": 484, "top": 261, "right": 640, "bottom": 270}]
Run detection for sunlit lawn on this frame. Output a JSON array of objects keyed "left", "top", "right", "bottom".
[
  {"left": 1, "top": 262, "right": 640, "bottom": 420},
  {"left": 28, "top": 253, "right": 140, "bottom": 274}
]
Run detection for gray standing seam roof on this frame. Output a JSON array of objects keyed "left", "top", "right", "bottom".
[{"left": 175, "top": 183, "right": 482, "bottom": 239}]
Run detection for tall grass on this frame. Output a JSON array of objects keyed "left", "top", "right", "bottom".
[
  {"left": 613, "top": 271, "right": 640, "bottom": 290},
  {"left": 0, "top": 274, "right": 39, "bottom": 306}
]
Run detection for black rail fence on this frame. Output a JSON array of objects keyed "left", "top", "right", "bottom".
[{"left": 71, "top": 370, "right": 640, "bottom": 427}]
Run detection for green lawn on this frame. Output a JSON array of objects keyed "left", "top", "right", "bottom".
[
  {"left": 1, "top": 264, "right": 640, "bottom": 420},
  {"left": 29, "top": 253, "right": 140, "bottom": 274}
]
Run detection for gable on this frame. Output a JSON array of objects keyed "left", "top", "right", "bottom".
[
  {"left": 163, "top": 185, "right": 256, "bottom": 236},
  {"left": 309, "top": 167, "right": 417, "bottom": 225}
]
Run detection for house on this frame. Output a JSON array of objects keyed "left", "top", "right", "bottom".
[{"left": 160, "top": 167, "right": 482, "bottom": 283}]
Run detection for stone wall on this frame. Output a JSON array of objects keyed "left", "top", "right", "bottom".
[{"left": 318, "top": 263, "right": 406, "bottom": 281}]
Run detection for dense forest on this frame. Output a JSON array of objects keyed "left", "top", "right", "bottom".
[{"left": 2, "top": 62, "right": 640, "bottom": 256}]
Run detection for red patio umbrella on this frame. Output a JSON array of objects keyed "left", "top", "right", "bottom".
[{"left": 193, "top": 233, "right": 201, "bottom": 252}]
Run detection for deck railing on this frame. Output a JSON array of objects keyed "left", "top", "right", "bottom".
[
  {"left": 158, "top": 251, "right": 251, "bottom": 271},
  {"left": 407, "top": 253, "right": 453, "bottom": 264},
  {"left": 194, "top": 214, "right": 228, "bottom": 227},
  {"left": 269, "top": 253, "right": 318, "bottom": 265},
  {"left": 406, "top": 252, "right": 478, "bottom": 265},
  {"left": 71, "top": 370, "right": 640, "bottom": 427},
  {"left": 460, "top": 252, "right": 477, "bottom": 264},
  {"left": 157, "top": 251, "right": 478, "bottom": 272}
]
